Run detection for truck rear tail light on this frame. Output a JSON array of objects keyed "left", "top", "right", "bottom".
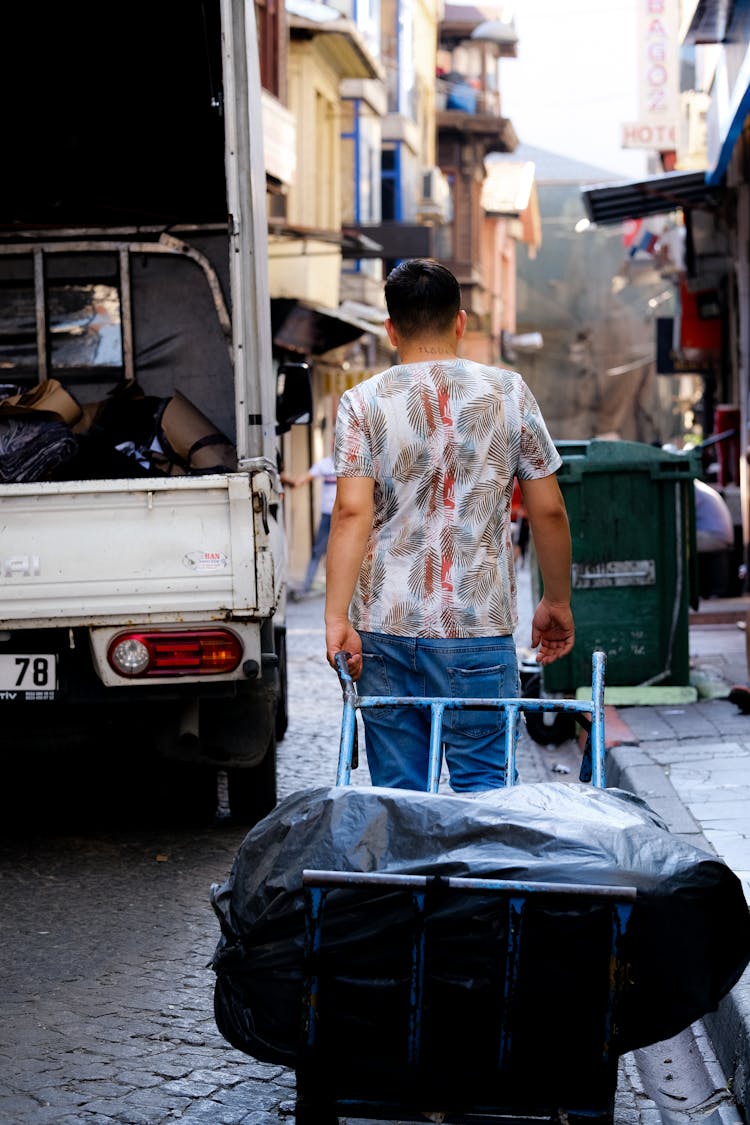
[{"left": 107, "top": 629, "right": 242, "bottom": 678}]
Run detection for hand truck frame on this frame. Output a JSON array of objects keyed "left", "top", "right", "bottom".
[{"left": 295, "top": 650, "right": 636, "bottom": 1125}]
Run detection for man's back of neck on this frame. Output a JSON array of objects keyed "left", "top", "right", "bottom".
[{"left": 396, "top": 342, "right": 462, "bottom": 364}]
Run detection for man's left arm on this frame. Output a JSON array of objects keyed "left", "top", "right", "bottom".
[
  {"left": 520, "top": 474, "right": 575, "bottom": 665},
  {"left": 324, "top": 475, "right": 374, "bottom": 678}
]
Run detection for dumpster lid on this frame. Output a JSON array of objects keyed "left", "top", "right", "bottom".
[{"left": 555, "top": 439, "right": 699, "bottom": 478}]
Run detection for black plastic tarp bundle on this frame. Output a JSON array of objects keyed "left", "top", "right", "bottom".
[
  {"left": 210, "top": 782, "right": 750, "bottom": 1071},
  {"left": 0, "top": 413, "right": 79, "bottom": 482}
]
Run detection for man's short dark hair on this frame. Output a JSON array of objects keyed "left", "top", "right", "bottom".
[{"left": 384, "top": 258, "right": 461, "bottom": 337}]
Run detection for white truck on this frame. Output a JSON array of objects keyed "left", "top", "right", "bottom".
[{"left": 0, "top": 1, "right": 311, "bottom": 824}]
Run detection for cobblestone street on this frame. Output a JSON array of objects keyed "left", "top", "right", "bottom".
[{"left": 0, "top": 578, "right": 719, "bottom": 1124}]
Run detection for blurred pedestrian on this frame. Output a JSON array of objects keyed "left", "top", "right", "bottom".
[
  {"left": 293, "top": 453, "right": 336, "bottom": 596},
  {"left": 695, "top": 477, "right": 735, "bottom": 599},
  {"left": 324, "top": 258, "right": 574, "bottom": 792},
  {"left": 695, "top": 477, "right": 734, "bottom": 553}
]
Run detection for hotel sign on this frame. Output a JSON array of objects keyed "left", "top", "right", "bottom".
[{"left": 621, "top": 0, "right": 679, "bottom": 152}]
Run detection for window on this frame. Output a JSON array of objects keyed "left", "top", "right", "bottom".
[
  {"left": 381, "top": 146, "right": 399, "bottom": 221},
  {"left": 255, "top": 0, "right": 282, "bottom": 97},
  {"left": 0, "top": 253, "right": 123, "bottom": 385}
]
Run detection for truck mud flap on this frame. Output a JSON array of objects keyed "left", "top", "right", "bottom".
[{"left": 196, "top": 678, "right": 277, "bottom": 769}]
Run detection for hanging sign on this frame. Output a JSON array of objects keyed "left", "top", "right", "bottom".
[{"left": 621, "top": 0, "right": 680, "bottom": 152}]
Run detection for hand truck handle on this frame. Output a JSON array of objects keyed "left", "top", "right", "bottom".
[
  {"left": 334, "top": 650, "right": 353, "bottom": 685},
  {"left": 334, "top": 651, "right": 359, "bottom": 773}
]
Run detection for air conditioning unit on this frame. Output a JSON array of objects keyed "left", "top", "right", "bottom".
[
  {"left": 501, "top": 330, "right": 543, "bottom": 364},
  {"left": 417, "top": 167, "right": 451, "bottom": 222}
]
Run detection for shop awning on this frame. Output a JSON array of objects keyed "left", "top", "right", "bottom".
[
  {"left": 681, "top": 0, "right": 733, "bottom": 46},
  {"left": 481, "top": 160, "right": 535, "bottom": 215},
  {"left": 580, "top": 170, "right": 721, "bottom": 226},
  {"left": 271, "top": 297, "right": 387, "bottom": 356}
]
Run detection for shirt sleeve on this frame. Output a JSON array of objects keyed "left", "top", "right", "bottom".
[
  {"left": 516, "top": 379, "right": 562, "bottom": 479},
  {"left": 333, "top": 388, "right": 375, "bottom": 477}
]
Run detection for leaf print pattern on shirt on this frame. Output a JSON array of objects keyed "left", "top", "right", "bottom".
[
  {"left": 391, "top": 524, "right": 426, "bottom": 558},
  {"left": 334, "top": 358, "right": 562, "bottom": 637},
  {"left": 383, "top": 600, "right": 424, "bottom": 633},
  {"left": 431, "top": 360, "right": 472, "bottom": 398},
  {"left": 409, "top": 546, "right": 441, "bottom": 600},
  {"left": 441, "top": 524, "right": 480, "bottom": 570},
  {"left": 377, "top": 365, "right": 414, "bottom": 398},
  {"left": 373, "top": 480, "right": 399, "bottom": 531},
  {"left": 456, "top": 392, "right": 504, "bottom": 443},
  {"left": 458, "top": 480, "right": 506, "bottom": 527},
  {"left": 458, "top": 559, "right": 502, "bottom": 605},
  {"left": 366, "top": 402, "right": 389, "bottom": 461},
  {"left": 393, "top": 442, "right": 431, "bottom": 483},
  {"left": 358, "top": 551, "right": 386, "bottom": 609},
  {"left": 415, "top": 470, "right": 442, "bottom": 518},
  {"left": 442, "top": 603, "right": 479, "bottom": 635},
  {"left": 406, "top": 378, "right": 441, "bottom": 439},
  {"left": 487, "top": 425, "right": 515, "bottom": 477},
  {"left": 444, "top": 440, "right": 478, "bottom": 486}
]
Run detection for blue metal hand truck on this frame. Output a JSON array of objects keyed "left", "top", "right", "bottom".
[
  {"left": 295, "top": 650, "right": 636, "bottom": 1125},
  {"left": 333, "top": 649, "right": 608, "bottom": 790}
]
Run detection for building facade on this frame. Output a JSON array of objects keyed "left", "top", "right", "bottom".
[{"left": 580, "top": 1, "right": 750, "bottom": 591}]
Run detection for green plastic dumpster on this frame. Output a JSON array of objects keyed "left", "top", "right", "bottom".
[{"left": 536, "top": 439, "right": 699, "bottom": 695}]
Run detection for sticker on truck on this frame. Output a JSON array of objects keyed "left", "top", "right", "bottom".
[
  {"left": 183, "top": 551, "right": 230, "bottom": 572},
  {"left": 0, "top": 655, "right": 57, "bottom": 700}
]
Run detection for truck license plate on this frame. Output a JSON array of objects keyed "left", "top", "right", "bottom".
[{"left": 0, "top": 654, "right": 57, "bottom": 699}]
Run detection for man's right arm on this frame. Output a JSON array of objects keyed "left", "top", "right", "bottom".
[
  {"left": 324, "top": 475, "right": 374, "bottom": 679},
  {"left": 519, "top": 474, "right": 575, "bottom": 665}
]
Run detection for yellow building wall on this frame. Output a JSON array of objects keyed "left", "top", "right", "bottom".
[
  {"left": 413, "top": 0, "right": 441, "bottom": 169},
  {"left": 269, "top": 42, "right": 346, "bottom": 309}
]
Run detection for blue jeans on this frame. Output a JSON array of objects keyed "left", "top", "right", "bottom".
[
  {"left": 357, "top": 631, "right": 519, "bottom": 792},
  {"left": 302, "top": 513, "right": 331, "bottom": 591}
]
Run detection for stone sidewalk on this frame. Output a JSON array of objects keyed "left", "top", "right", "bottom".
[{"left": 603, "top": 613, "right": 750, "bottom": 1121}]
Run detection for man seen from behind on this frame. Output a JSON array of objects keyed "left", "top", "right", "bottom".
[{"left": 324, "top": 258, "right": 574, "bottom": 792}]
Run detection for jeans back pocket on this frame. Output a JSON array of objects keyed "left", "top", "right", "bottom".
[{"left": 445, "top": 662, "right": 514, "bottom": 738}]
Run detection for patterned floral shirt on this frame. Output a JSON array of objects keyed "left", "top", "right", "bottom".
[{"left": 334, "top": 358, "right": 562, "bottom": 637}]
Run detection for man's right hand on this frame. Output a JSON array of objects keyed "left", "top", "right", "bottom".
[{"left": 325, "top": 620, "right": 363, "bottom": 679}]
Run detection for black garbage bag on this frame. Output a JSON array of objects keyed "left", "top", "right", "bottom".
[
  {"left": 0, "top": 412, "right": 79, "bottom": 481},
  {"left": 210, "top": 783, "right": 750, "bottom": 1072}
]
